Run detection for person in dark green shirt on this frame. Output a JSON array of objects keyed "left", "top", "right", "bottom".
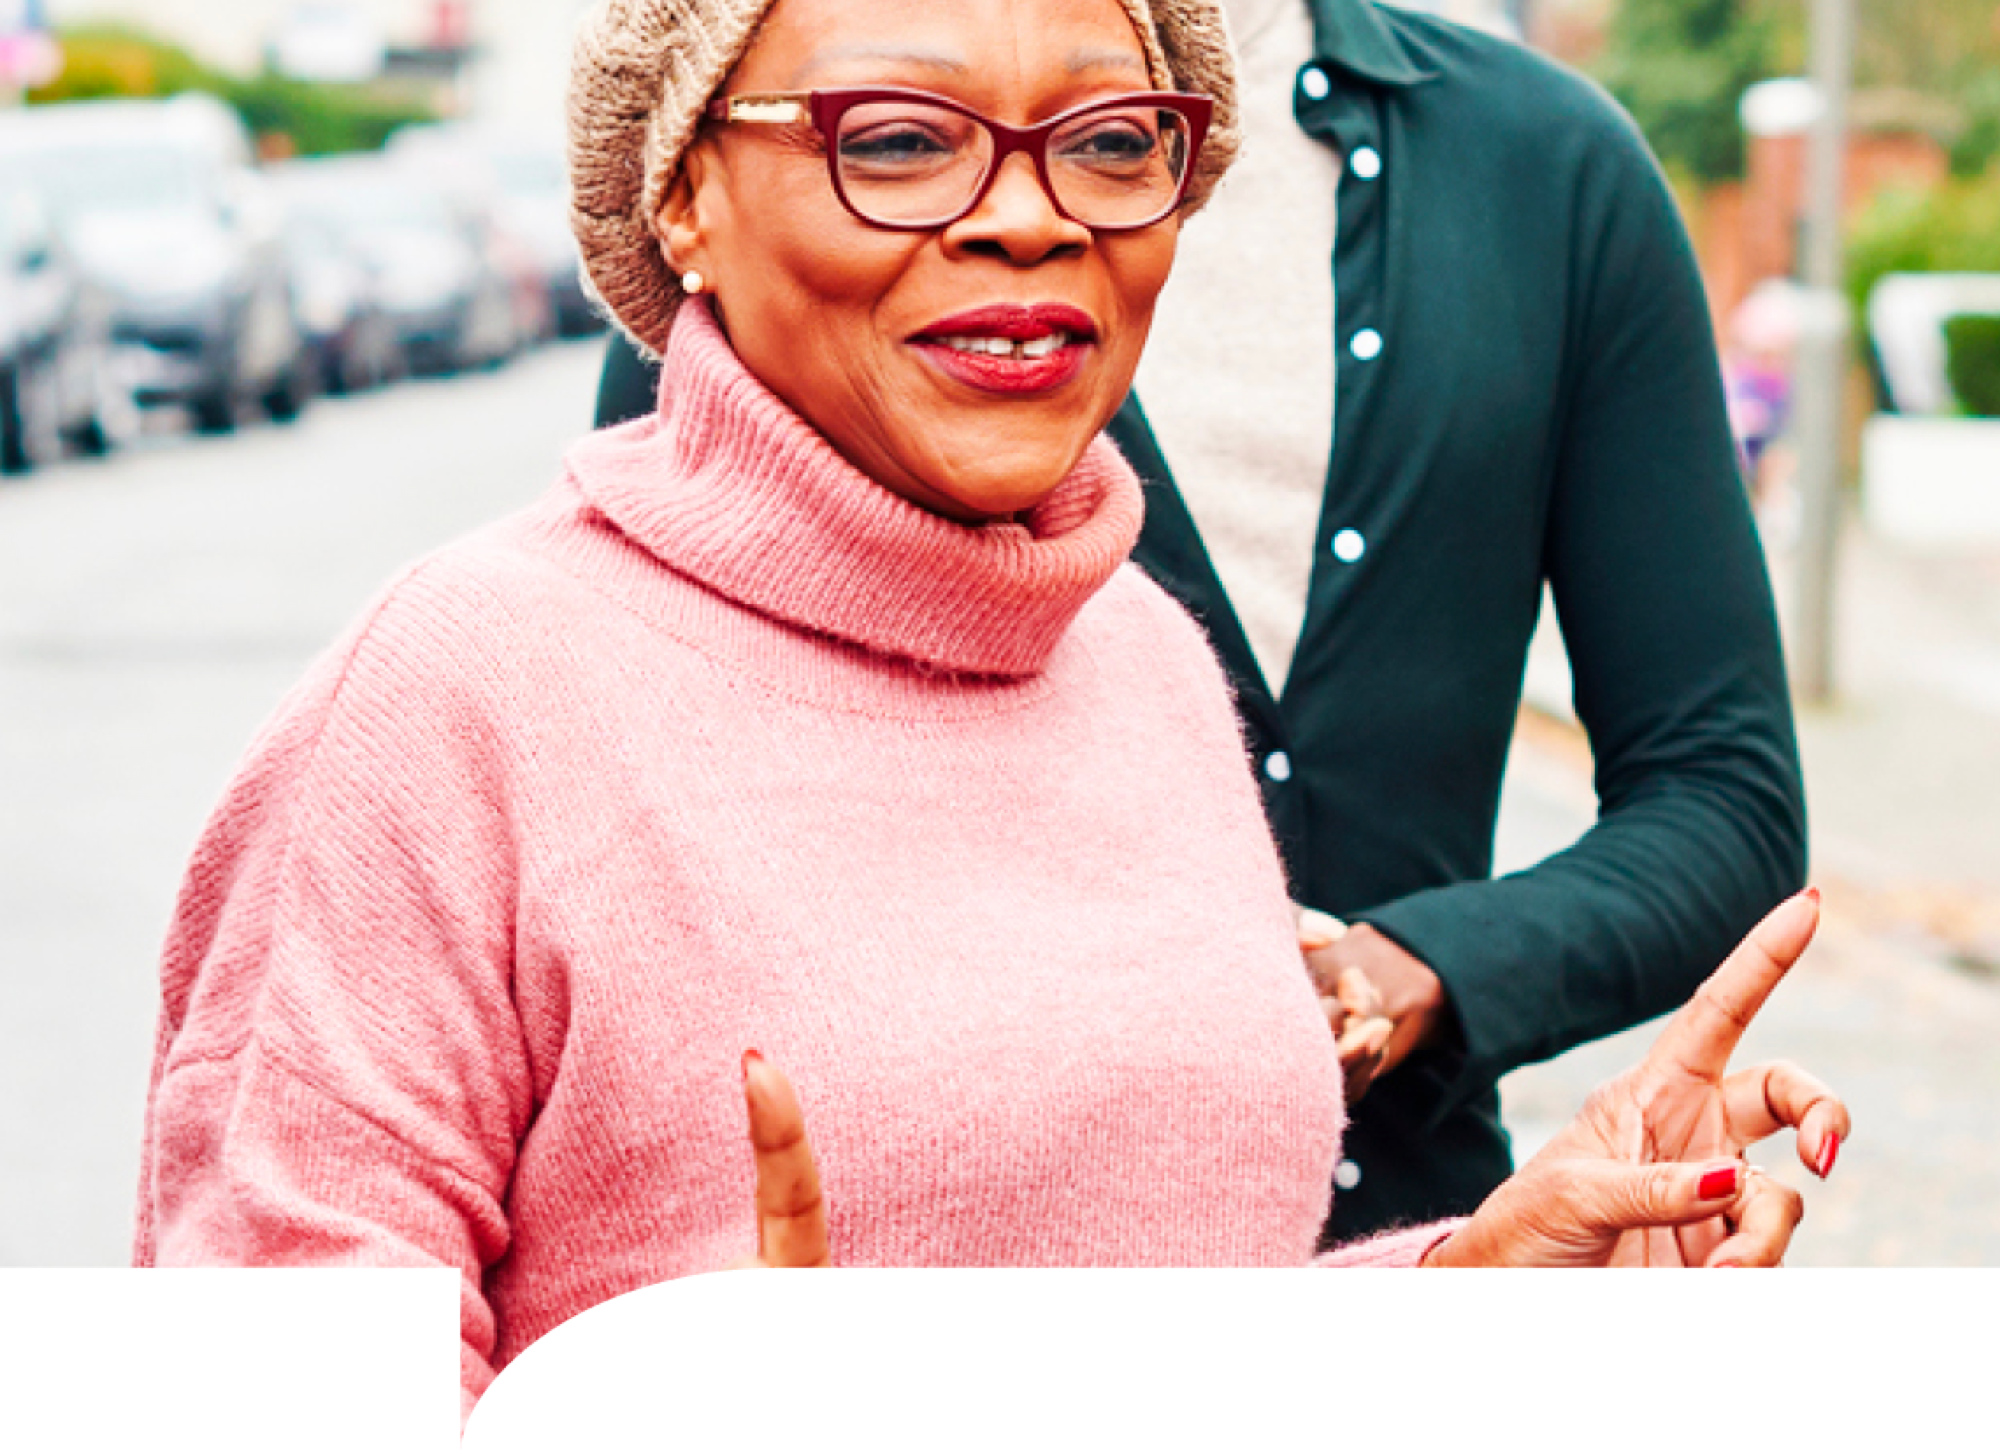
[{"left": 592, "top": 0, "right": 1807, "bottom": 1243}]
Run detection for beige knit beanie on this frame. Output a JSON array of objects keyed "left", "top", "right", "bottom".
[{"left": 568, "top": 0, "right": 1240, "bottom": 357}]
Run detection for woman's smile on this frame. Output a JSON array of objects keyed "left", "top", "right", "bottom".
[{"left": 909, "top": 302, "right": 1100, "bottom": 396}]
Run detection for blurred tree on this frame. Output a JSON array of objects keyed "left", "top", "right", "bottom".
[
  {"left": 1849, "top": 0, "right": 2000, "bottom": 175},
  {"left": 225, "top": 72, "right": 436, "bottom": 157},
  {"left": 1592, "top": 0, "right": 2000, "bottom": 179},
  {"left": 1593, "top": 0, "right": 1783, "bottom": 182},
  {"left": 24, "top": 25, "right": 215, "bottom": 103},
  {"left": 25, "top": 25, "right": 434, "bottom": 158}
]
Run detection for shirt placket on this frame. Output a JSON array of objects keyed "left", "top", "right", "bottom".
[{"left": 1289, "top": 74, "right": 1392, "bottom": 719}]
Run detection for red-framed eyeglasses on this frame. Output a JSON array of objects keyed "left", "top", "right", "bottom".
[{"left": 703, "top": 86, "right": 1214, "bottom": 233}]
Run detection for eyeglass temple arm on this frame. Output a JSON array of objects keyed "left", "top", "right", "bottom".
[{"left": 705, "top": 94, "right": 812, "bottom": 124}]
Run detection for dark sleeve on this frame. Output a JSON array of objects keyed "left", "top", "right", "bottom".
[
  {"left": 1360, "top": 101, "right": 1808, "bottom": 1117},
  {"left": 594, "top": 330, "right": 661, "bottom": 429}
]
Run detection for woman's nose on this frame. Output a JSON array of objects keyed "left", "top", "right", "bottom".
[{"left": 944, "top": 151, "right": 1091, "bottom": 266}]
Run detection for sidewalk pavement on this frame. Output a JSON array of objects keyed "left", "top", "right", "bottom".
[
  {"left": 1520, "top": 512, "right": 2000, "bottom": 970},
  {"left": 1502, "top": 512, "right": 2000, "bottom": 1265}
]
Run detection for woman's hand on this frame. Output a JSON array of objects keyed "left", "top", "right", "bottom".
[
  {"left": 1426, "top": 890, "right": 1850, "bottom": 1268},
  {"left": 725, "top": 1050, "right": 832, "bottom": 1269}
]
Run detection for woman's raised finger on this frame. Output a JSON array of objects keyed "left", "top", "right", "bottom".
[
  {"left": 1645, "top": 890, "right": 1819, "bottom": 1082},
  {"left": 741, "top": 1049, "right": 831, "bottom": 1268},
  {"left": 1701, "top": 1169, "right": 1805, "bottom": 1268},
  {"left": 1722, "top": 1060, "right": 1851, "bottom": 1178}
]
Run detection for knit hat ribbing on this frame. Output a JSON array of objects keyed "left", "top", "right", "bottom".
[{"left": 567, "top": 0, "right": 1241, "bottom": 358}]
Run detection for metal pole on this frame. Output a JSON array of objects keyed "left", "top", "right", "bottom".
[{"left": 1790, "top": 0, "right": 1857, "bottom": 703}]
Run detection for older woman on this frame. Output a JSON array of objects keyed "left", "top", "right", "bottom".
[{"left": 136, "top": 0, "right": 1849, "bottom": 1418}]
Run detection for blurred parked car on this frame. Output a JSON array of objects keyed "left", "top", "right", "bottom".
[
  {"left": 268, "top": 154, "right": 519, "bottom": 376},
  {"left": 390, "top": 123, "right": 602, "bottom": 338},
  {"left": 0, "top": 96, "right": 311, "bottom": 434},
  {"left": 278, "top": 200, "right": 404, "bottom": 395},
  {"left": 0, "top": 186, "right": 134, "bottom": 474}
]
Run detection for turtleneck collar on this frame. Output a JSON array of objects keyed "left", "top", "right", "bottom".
[{"left": 563, "top": 299, "right": 1144, "bottom": 678}]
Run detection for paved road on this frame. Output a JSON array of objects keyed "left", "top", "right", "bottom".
[
  {"left": 2, "top": 344, "right": 1993, "bottom": 1266},
  {"left": 0, "top": 348, "right": 595, "bottom": 1265}
]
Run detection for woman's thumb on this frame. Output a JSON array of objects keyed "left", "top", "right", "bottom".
[{"left": 1572, "top": 1157, "right": 1746, "bottom": 1235}]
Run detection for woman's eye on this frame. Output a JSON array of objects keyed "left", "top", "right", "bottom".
[
  {"left": 1058, "top": 121, "right": 1159, "bottom": 166},
  {"left": 838, "top": 125, "right": 957, "bottom": 164}
]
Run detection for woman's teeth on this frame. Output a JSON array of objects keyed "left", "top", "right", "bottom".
[{"left": 938, "top": 333, "right": 1072, "bottom": 360}]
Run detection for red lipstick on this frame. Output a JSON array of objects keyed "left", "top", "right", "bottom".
[{"left": 910, "top": 303, "right": 1099, "bottom": 396}]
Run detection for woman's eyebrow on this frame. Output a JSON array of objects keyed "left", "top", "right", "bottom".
[
  {"left": 794, "top": 45, "right": 971, "bottom": 82},
  {"left": 1065, "top": 48, "right": 1149, "bottom": 77}
]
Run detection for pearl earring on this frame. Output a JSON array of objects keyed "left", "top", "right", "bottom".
[{"left": 680, "top": 269, "right": 706, "bottom": 295}]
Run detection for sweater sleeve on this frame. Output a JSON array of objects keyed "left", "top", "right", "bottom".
[
  {"left": 1313, "top": 1220, "right": 1465, "bottom": 1269},
  {"left": 1359, "top": 95, "right": 1808, "bottom": 1120},
  {"left": 136, "top": 573, "right": 531, "bottom": 1419}
]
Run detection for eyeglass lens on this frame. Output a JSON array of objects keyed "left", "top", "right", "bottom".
[{"left": 833, "top": 100, "right": 1193, "bottom": 228}]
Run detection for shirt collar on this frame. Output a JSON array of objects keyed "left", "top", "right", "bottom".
[{"left": 1304, "top": 0, "right": 1440, "bottom": 87}]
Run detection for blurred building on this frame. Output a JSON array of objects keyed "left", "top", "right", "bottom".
[
  {"left": 1695, "top": 81, "right": 1956, "bottom": 329},
  {"left": 1518, "top": 0, "right": 1610, "bottom": 65},
  {"left": 44, "top": 0, "right": 589, "bottom": 134}
]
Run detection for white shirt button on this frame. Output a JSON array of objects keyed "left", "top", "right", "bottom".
[
  {"left": 1350, "top": 328, "right": 1384, "bottom": 361},
  {"left": 1351, "top": 146, "right": 1382, "bottom": 180},
  {"left": 1264, "top": 751, "right": 1293, "bottom": 783},
  {"left": 1331, "top": 529, "right": 1367, "bottom": 564},
  {"left": 1335, "top": 1159, "right": 1363, "bottom": 1191},
  {"left": 1300, "top": 66, "right": 1332, "bottom": 101}
]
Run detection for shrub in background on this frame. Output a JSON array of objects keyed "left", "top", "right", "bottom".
[
  {"left": 1943, "top": 315, "right": 2000, "bottom": 418},
  {"left": 24, "top": 25, "right": 213, "bottom": 103},
  {"left": 1848, "top": 170, "right": 2000, "bottom": 335},
  {"left": 26, "top": 25, "right": 434, "bottom": 157}
]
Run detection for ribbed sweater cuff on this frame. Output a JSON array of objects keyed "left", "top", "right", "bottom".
[{"left": 1312, "top": 1218, "right": 1466, "bottom": 1268}]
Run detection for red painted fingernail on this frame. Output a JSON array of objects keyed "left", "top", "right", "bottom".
[
  {"left": 1817, "top": 1133, "right": 1840, "bottom": 1179},
  {"left": 1805, "top": 886, "right": 1821, "bottom": 904},
  {"left": 741, "top": 1048, "right": 763, "bottom": 1083},
  {"left": 1699, "top": 1164, "right": 1741, "bottom": 1201},
  {"left": 1713, "top": 1260, "right": 1743, "bottom": 1269}
]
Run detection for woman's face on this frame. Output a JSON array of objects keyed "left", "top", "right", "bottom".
[{"left": 661, "top": 0, "right": 1182, "bottom": 523}]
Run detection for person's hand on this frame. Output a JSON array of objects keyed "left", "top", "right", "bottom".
[
  {"left": 724, "top": 1049, "right": 832, "bottom": 1269},
  {"left": 1299, "top": 910, "right": 1445, "bottom": 1100},
  {"left": 1298, "top": 909, "right": 1393, "bottom": 1102},
  {"left": 1425, "top": 891, "right": 1850, "bottom": 1268}
]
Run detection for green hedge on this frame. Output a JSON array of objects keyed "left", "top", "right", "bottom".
[
  {"left": 1848, "top": 173, "right": 2000, "bottom": 322},
  {"left": 1944, "top": 315, "right": 2000, "bottom": 418},
  {"left": 26, "top": 25, "right": 434, "bottom": 157},
  {"left": 223, "top": 72, "right": 436, "bottom": 157},
  {"left": 1847, "top": 172, "right": 2000, "bottom": 404}
]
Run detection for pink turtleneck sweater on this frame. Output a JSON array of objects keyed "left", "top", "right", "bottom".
[{"left": 137, "top": 302, "right": 1451, "bottom": 1414}]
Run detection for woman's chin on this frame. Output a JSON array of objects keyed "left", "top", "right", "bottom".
[
  {"left": 902, "top": 432, "right": 1099, "bottom": 524},
  {"left": 909, "top": 470, "right": 1075, "bottom": 525}
]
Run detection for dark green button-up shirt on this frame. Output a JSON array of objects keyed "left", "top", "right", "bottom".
[
  {"left": 1110, "top": 0, "right": 1805, "bottom": 1238},
  {"left": 592, "top": 0, "right": 1807, "bottom": 1243}
]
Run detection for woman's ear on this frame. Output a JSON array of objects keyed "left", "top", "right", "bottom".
[{"left": 656, "top": 142, "right": 714, "bottom": 282}]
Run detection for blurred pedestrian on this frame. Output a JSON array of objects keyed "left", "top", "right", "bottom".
[
  {"left": 144, "top": 0, "right": 1840, "bottom": 1419},
  {"left": 1724, "top": 278, "right": 1804, "bottom": 527},
  {"left": 596, "top": 0, "right": 1810, "bottom": 1244}
]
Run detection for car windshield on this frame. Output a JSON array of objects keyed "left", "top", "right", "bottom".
[
  {"left": 285, "top": 178, "right": 458, "bottom": 241},
  {"left": 8, "top": 141, "right": 208, "bottom": 218}
]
